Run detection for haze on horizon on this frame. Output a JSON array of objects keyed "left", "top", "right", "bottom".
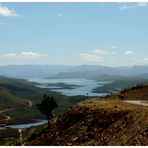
[{"left": 0, "top": 2, "right": 148, "bottom": 67}]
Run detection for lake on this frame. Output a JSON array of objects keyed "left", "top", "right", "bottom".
[
  {"left": 5, "top": 78, "right": 109, "bottom": 129},
  {"left": 27, "top": 78, "right": 109, "bottom": 96},
  {"left": 6, "top": 120, "right": 47, "bottom": 129}
]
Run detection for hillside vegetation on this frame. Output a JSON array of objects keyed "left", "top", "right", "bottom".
[
  {"left": 0, "top": 76, "right": 87, "bottom": 124},
  {"left": 93, "top": 78, "right": 148, "bottom": 93},
  {"left": 25, "top": 84, "right": 148, "bottom": 146}
]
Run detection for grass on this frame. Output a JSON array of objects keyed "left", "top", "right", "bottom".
[
  {"left": 0, "top": 87, "right": 26, "bottom": 108},
  {"left": 142, "top": 101, "right": 148, "bottom": 103},
  {"left": 24, "top": 98, "right": 148, "bottom": 145},
  {"left": 78, "top": 99, "right": 139, "bottom": 111},
  {"left": 0, "top": 128, "right": 20, "bottom": 146},
  {"left": 0, "top": 77, "right": 88, "bottom": 124},
  {"left": 93, "top": 78, "right": 148, "bottom": 93},
  {"left": 2, "top": 95, "right": 148, "bottom": 145},
  {"left": 1, "top": 83, "right": 148, "bottom": 146}
]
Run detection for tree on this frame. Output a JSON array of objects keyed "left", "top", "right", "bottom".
[{"left": 36, "top": 95, "right": 58, "bottom": 127}]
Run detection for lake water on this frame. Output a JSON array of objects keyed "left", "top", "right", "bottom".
[
  {"left": 6, "top": 79, "right": 109, "bottom": 129},
  {"left": 27, "top": 78, "right": 109, "bottom": 96},
  {"left": 6, "top": 120, "right": 47, "bottom": 129}
]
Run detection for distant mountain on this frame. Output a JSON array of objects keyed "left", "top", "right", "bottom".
[
  {"left": 1, "top": 64, "right": 148, "bottom": 79},
  {"left": 48, "top": 65, "right": 148, "bottom": 80},
  {"left": 48, "top": 65, "right": 123, "bottom": 79},
  {"left": 0, "top": 65, "right": 74, "bottom": 78},
  {"left": 93, "top": 77, "right": 148, "bottom": 93}
]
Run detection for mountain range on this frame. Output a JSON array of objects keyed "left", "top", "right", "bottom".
[{"left": 0, "top": 64, "right": 148, "bottom": 79}]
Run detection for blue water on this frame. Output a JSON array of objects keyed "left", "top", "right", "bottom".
[
  {"left": 5, "top": 79, "right": 109, "bottom": 129},
  {"left": 6, "top": 120, "right": 47, "bottom": 129},
  {"left": 27, "top": 78, "right": 109, "bottom": 96}
]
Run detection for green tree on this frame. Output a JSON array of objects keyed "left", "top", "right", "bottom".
[{"left": 36, "top": 95, "right": 58, "bottom": 127}]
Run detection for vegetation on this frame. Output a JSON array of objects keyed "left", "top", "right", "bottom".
[
  {"left": 0, "top": 77, "right": 88, "bottom": 146},
  {"left": 25, "top": 99, "right": 148, "bottom": 146},
  {"left": 0, "top": 77, "right": 87, "bottom": 125},
  {"left": 1, "top": 83, "right": 148, "bottom": 146},
  {"left": 93, "top": 78, "right": 148, "bottom": 93},
  {"left": 37, "top": 95, "right": 58, "bottom": 127},
  {"left": 0, "top": 128, "right": 20, "bottom": 146},
  {"left": 23, "top": 84, "right": 148, "bottom": 146}
]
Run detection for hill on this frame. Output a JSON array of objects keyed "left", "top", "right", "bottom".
[
  {"left": 47, "top": 65, "right": 148, "bottom": 80},
  {"left": 93, "top": 78, "right": 148, "bottom": 93},
  {"left": 1, "top": 64, "right": 148, "bottom": 79},
  {"left": 24, "top": 84, "right": 148, "bottom": 146},
  {"left": 0, "top": 76, "right": 87, "bottom": 125},
  {"left": 0, "top": 65, "right": 74, "bottom": 78}
]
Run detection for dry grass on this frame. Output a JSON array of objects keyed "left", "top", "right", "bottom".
[
  {"left": 78, "top": 99, "right": 139, "bottom": 111},
  {"left": 26, "top": 98, "right": 148, "bottom": 146},
  {"left": 142, "top": 101, "right": 148, "bottom": 104}
]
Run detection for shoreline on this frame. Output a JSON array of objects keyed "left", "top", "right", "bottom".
[{"left": 5, "top": 119, "right": 47, "bottom": 129}]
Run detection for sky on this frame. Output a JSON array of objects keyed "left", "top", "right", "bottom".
[{"left": 0, "top": 2, "right": 148, "bottom": 66}]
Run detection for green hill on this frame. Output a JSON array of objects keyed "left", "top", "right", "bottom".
[
  {"left": 1, "top": 78, "right": 148, "bottom": 146},
  {"left": 0, "top": 76, "right": 87, "bottom": 124},
  {"left": 93, "top": 78, "right": 148, "bottom": 93}
]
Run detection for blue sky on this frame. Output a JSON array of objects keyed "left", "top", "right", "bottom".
[{"left": 0, "top": 2, "right": 148, "bottom": 66}]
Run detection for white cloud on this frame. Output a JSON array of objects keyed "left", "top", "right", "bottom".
[
  {"left": 80, "top": 53, "right": 104, "bottom": 62},
  {"left": 92, "top": 49, "right": 116, "bottom": 55},
  {"left": 0, "top": 53, "right": 17, "bottom": 58},
  {"left": 0, "top": 51, "right": 46, "bottom": 59},
  {"left": 57, "top": 13, "right": 63, "bottom": 17},
  {"left": 80, "top": 49, "right": 116, "bottom": 62},
  {"left": 141, "top": 58, "right": 148, "bottom": 63},
  {"left": 20, "top": 51, "right": 46, "bottom": 58},
  {"left": 0, "top": 5, "right": 19, "bottom": 17},
  {"left": 136, "top": 2, "right": 148, "bottom": 7},
  {"left": 124, "top": 50, "right": 134, "bottom": 55},
  {"left": 119, "top": 2, "right": 148, "bottom": 10},
  {"left": 119, "top": 5, "right": 129, "bottom": 10}
]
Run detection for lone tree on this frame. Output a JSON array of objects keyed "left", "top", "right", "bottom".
[{"left": 36, "top": 95, "right": 58, "bottom": 127}]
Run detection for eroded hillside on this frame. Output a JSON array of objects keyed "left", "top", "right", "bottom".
[{"left": 26, "top": 98, "right": 148, "bottom": 146}]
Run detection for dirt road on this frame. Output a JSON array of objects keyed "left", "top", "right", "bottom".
[
  {"left": 125, "top": 100, "right": 148, "bottom": 107},
  {"left": 0, "top": 99, "right": 32, "bottom": 124},
  {"left": 0, "top": 108, "right": 14, "bottom": 114},
  {"left": 0, "top": 108, "right": 15, "bottom": 125},
  {"left": 24, "top": 99, "right": 33, "bottom": 108}
]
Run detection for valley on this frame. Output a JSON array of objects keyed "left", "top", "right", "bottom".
[
  {"left": 0, "top": 65, "right": 148, "bottom": 145},
  {"left": 0, "top": 76, "right": 88, "bottom": 125},
  {"left": 0, "top": 75, "right": 148, "bottom": 145},
  {"left": 24, "top": 84, "right": 148, "bottom": 146},
  {"left": 1, "top": 1, "right": 148, "bottom": 146}
]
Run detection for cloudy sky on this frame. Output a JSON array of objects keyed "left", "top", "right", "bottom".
[{"left": 0, "top": 2, "right": 148, "bottom": 66}]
